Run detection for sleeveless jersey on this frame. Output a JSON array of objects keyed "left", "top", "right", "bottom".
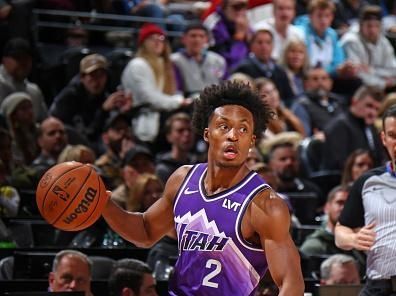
[{"left": 169, "top": 163, "right": 270, "bottom": 296}]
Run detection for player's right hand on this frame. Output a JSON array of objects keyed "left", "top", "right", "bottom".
[{"left": 353, "top": 222, "right": 376, "bottom": 251}]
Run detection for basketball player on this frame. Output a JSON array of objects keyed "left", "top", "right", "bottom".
[{"left": 103, "top": 81, "right": 304, "bottom": 295}]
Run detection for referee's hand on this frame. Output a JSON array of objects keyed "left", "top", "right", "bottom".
[{"left": 353, "top": 222, "right": 376, "bottom": 251}]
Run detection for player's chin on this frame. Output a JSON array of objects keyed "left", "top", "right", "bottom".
[{"left": 218, "top": 158, "right": 244, "bottom": 168}]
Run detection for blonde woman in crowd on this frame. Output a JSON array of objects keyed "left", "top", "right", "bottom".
[
  {"left": 112, "top": 173, "right": 163, "bottom": 212},
  {"left": 279, "top": 39, "right": 310, "bottom": 98},
  {"left": 57, "top": 145, "right": 96, "bottom": 164},
  {"left": 121, "top": 23, "right": 192, "bottom": 144},
  {"left": 255, "top": 77, "right": 306, "bottom": 138}
]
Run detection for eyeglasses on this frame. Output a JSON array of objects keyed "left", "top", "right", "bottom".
[{"left": 230, "top": 2, "right": 248, "bottom": 11}]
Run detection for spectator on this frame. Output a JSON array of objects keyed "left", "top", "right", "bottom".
[
  {"left": 267, "top": 141, "right": 324, "bottom": 206},
  {"left": 279, "top": 38, "right": 310, "bottom": 97},
  {"left": 340, "top": 5, "right": 396, "bottom": 91},
  {"left": 333, "top": 0, "right": 369, "bottom": 35},
  {"left": 298, "top": 0, "right": 357, "bottom": 78},
  {"left": 30, "top": 116, "right": 68, "bottom": 178},
  {"left": 255, "top": 77, "right": 305, "bottom": 137},
  {"left": 374, "top": 92, "right": 396, "bottom": 131},
  {"left": 0, "top": 127, "right": 13, "bottom": 184},
  {"left": 111, "top": 144, "right": 156, "bottom": 199},
  {"left": 203, "top": 0, "right": 251, "bottom": 74},
  {"left": 0, "top": 38, "right": 48, "bottom": 122},
  {"left": 232, "top": 28, "right": 295, "bottom": 106},
  {"left": 0, "top": 185, "right": 20, "bottom": 217},
  {"left": 300, "top": 185, "right": 364, "bottom": 268},
  {"left": 95, "top": 112, "right": 134, "bottom": 190},
  {"left": 291, "top": 67, "right": 344, "bottom": 137},
  {"left": 254, "top": 0, "right": 304, "bottom": 61},
  {"left": 383, "top": 1, "right": 396, "bottom": 34},
  {"left": 49, "top": 249, "right": 93, "bottom": 296},
  {"left": 155, "top": 112, "right": 196, "bottom": 184},
  {"left": 320, "top": 254, "right": 360, "bottom": 285},
  {"left": 0, "top": 92, "right": 39, "bottom": 165},
  {"left": 172, "top": 23, "right": 226, "bottom": 98},
  {"left": 335, "top": 105, "right": 396, "bottom": 296},
  {"left": 121, "top": 23, "right": 191, "bottom": 144},
  {"left": 323, "top": 86, "right": 384, "bottom": 171},
  {"left": 227, "top": 72, "right": 255, "bottom": 87},
  {"left": 246, "top": 146, "right": 263, "bottom": 169},
  {"left": 50, "top": 53, "right": 132, "bottom": 145},
  {"left": 0, "top": 124, "right": 37, "bottom": 196},
  {"left": 108, "top": 258, "right": 157, "bottom": 296},
  {"left": 114, "top": 0, "right": 185, "bottom": 32},
  {"left": 57, "top": 144, "right": 96, "bottom": 164},
  {"left": 340, "top": 149, "right": 374, "bottom": 186},
  {"left": 112, "top": 173, "right": 163, "bottom": 212}
]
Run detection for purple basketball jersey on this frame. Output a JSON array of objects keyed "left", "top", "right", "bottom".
[{"left": 169, "top": 163, "right": 270, "bottom": 296}]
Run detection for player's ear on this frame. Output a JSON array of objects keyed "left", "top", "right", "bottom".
[
  {"left": 48, "top": 272, "right": 55, "bottom": 288},
  {"left": 250, "top": 135, "right": 256, "bottom": 147},
  {"left": 121, "top": 287, "right": 134, "bottom": 296},
  {"left": 381, "top": 130, "right": 386, "bottom": 146},
  {"left": 203, "top": 128, "right": 209, "bottom": 142}
]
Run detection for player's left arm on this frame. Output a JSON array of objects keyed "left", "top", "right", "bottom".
[{"left": 250, "top": 189, "right": 304, "bottom": 296}]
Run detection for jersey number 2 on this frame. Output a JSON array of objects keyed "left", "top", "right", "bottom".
[{"left": 202, "top": 259, "right": 222, "bottom": 288}]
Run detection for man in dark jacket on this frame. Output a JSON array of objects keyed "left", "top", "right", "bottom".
[
  {"left": 323, "top": 85, "right": 384, "bottom": 171},
  {"left": 291, "top": 67, "right": 345, "bottom": 137},
  {"left": 155, "top": 112, "right": 196, "bottom": 183},
  {"left": 300, "top": 185, "right": 365, "bottom": 269},
  {"left": 232, "top": 28, "right": 294, "bottom": 106},
  {"left": 50, "top": 54, "right": 131, "bottom": 146}
]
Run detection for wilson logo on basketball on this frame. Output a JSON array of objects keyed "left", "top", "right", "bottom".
[
  {"left": 62, "top": 187, "right": 97, "bottom": 225},
  {"left": 40, "top": 173, "right": 52, "bottom": 188},
  {"left": 52, "top": 185, "right": 70, "bottom": 201}
]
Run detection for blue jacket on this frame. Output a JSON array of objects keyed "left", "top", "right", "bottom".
[{"left": 298, "top": 20, "right": 345, "bottom": 76}]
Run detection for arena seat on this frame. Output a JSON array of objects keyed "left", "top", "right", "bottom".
[{"left": 0, "top": 256, "right": 14, "bottom": 280}]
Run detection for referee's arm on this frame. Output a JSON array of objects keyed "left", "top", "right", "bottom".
[
  {"left": 335, "top": 172, "right": 376, "bottom": 251},
  {"left": 335, "top": 222, "right": 376, "bottom": 251}
]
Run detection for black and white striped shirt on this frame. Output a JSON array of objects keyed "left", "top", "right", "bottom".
[{"left": 339, "top": 163, "right": 396, "bottom": 280}]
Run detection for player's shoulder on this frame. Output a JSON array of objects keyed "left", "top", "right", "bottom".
[
  {"left": 165, "top": 165, "right": 194, "bottom": 188},
  {"left": 253, "top": 188, "right": 290, "bottom": 220},
  {"left": 162, "top": 165, "right": 194, "bottom": 202}
]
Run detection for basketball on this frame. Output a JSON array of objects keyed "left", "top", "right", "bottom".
[{"left": 36, "top": 161, "right": 108, "bottom": 231}]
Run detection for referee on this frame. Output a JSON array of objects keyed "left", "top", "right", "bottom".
[{"left": 335, "top": 105, "right": 396, "bottom": 296}]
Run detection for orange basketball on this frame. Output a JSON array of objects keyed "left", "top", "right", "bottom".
[{"left": 36, "top": 161, "right": 108, "bottom": 231}]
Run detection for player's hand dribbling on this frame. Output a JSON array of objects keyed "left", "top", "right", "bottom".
[{"left": 353, "top": 222, "right": 376, "bottom": 251}]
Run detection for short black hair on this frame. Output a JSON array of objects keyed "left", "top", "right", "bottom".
[
  {"left": 3, "top": 38, "right": 32, "bottom": 59},
  {"left": 183, "top": 22, "right": 209, "bottom": 35},
  {"left": 382, "top": 105, "right": 396, "bottom": 131},
  {"left": 108, "top": 258, "right": 153, "bottom": 296},
  {"left": 192, "top": 81, "right": 274, "bottom": 139}
]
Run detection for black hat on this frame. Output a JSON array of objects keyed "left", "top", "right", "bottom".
[
  {"left": 3, "top": 38, "right": 32, "bottom": 59},
  {"left": 122, "top": 145, "right": 153, "bottom": 166},
  {"left": 103, "top": 112, "right": 129, "bottom": 132}
]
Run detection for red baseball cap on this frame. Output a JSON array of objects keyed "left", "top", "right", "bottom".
[{"left": 138, "top": 23, "right": 165, "bottom": 46}]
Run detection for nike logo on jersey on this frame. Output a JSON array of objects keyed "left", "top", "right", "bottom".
[{"left": 184, "top": 187, "right": 199, "bottom": 195}]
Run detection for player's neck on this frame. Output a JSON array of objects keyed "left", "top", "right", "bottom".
[{"left": 204, "top": 164, "right": 250, "bottom": 195}]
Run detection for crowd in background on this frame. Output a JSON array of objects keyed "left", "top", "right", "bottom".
[{"left": 0, "top": 0, "right": 396, "bottom": 295}]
